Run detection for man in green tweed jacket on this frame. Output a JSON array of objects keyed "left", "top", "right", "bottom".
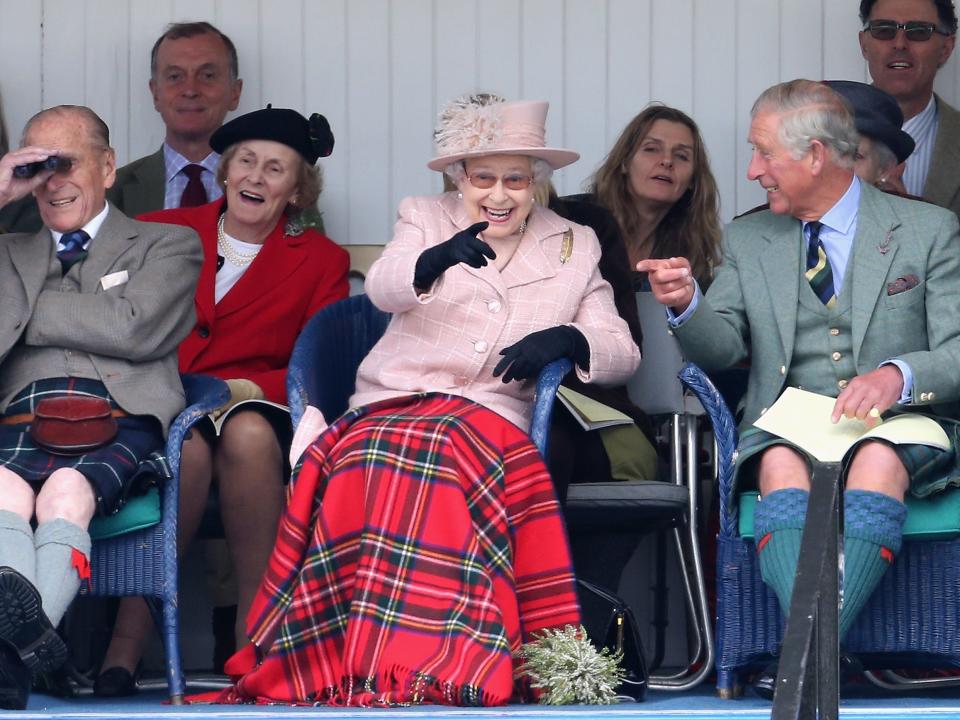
[{"left": 640, "top": 79, "right": 960, "bottom": 699}]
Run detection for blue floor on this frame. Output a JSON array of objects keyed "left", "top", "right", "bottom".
[{"left": 17, "top": 686, "right": 960, "bottom": 720}]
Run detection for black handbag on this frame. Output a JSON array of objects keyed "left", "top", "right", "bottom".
[{"left": 576, "top": 579, "right": 648, "bottom": 701}]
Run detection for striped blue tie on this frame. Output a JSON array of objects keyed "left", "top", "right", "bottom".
[
  {"left": 57, "top": 230, "right": 89, "bottom": 275},
  {"left": 805, "top": 221, "right": 835, "bottom": 308}
]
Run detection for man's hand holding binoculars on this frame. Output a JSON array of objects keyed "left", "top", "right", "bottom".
[{"left": 0, "top": 146, "right": 62, "bottom": 209}]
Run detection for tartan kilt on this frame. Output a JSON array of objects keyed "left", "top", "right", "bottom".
[
  {"left": 0, "top": 379, "right": 166, "bottom": 515},
  {"left": 215, "top": 393, "right": 581, "bottom": 707},
  {"left": 735, "top": 421, "right": 959, "bottom": 497}
]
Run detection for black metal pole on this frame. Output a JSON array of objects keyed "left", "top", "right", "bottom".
[{"left": 772, "top": 460, "right": 842, "bottom": 720}]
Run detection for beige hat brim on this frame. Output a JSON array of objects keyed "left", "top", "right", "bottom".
[{"left": 427, "top": 146, "right": 580, "bottom": 172}]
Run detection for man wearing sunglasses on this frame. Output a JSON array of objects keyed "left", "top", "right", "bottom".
[{"left": 859, "top": 0, "right": 960, "bottom": 216}]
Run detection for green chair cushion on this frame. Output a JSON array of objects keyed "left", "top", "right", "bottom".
[
  {"left": 739, "top": 488, "right": 960, "bottom": 541},
  {"left": 89, "top": 487, "right": 161, "bottom": 541}
]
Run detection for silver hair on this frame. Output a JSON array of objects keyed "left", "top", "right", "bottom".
[
  {"left": 443, "top": 157, "right": 553, "bottom": 186},
  {"left": 752, "top": 79, "right": 860, "bottom": 169},
  {"left": 865, "top": 139, "right": 899, "bottom": 176}
]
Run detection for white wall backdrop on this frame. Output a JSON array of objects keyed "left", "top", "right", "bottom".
[{"left": 2, "top": 0, "right": 960, "bottom": 245}]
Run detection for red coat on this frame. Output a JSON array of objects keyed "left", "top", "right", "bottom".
[{"left": 139, "top": 201, "right": 349, "bottom": 403}]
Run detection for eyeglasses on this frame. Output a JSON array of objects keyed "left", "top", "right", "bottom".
[
  {"left": 864, "top": 19, "right": 952, "bottom": 41},
  {"left": 467, "top": 171, "right": 533, "bottom": 190}
]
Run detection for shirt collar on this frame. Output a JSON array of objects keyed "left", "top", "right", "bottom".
[
  {"left": 163, "top": 143, "right": 221, "bottom": 184},
  {"left": 50, "top": 202, "right": 110, "bottom": 247},
  {"left": 902, "top": 94, "right": 938, "bottom": 134},
  {"left": 806, "top": 176, "right": 860, "bottom": 238}
]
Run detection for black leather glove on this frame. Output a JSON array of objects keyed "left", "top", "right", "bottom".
[
  {"left": 414, "top": 221, "right": 493, "bottom": 289},
  {"left": 493, "top": 326, "right": 590, "bottom": 383}
]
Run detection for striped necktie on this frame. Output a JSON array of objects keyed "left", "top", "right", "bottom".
[
  {"left": 805, "top": 221, "right": 835, "bottom": 308},
  {"left": 57, "top": 229, "right": 89, "bottom": 275}
]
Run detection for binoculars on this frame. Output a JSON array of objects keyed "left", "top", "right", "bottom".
[{"left": 13, "top": 156, "right": 72, "bottom": 179}]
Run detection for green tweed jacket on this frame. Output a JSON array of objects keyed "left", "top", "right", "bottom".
[
  {"left": 675, "top": 182, "right": 960, "bottom": 430},
  {"left": 106, "top": 148, "right": 166, "bottom": 217}
]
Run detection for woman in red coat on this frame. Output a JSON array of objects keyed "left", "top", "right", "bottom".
[{"left": 95, "top": 107, "right": 349, "bottom": 696}]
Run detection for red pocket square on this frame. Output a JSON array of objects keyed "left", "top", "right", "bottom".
[{"left": 887, "top": 274, "right": 919, "bottom": 296}]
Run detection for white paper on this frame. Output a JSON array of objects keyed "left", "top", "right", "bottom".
[{"left": 754, "top": 387, "right": 950, "bottom": 462}]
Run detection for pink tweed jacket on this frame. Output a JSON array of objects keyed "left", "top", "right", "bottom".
[{"left": 351, "top": 192, "right": 640, "bottom": 430}]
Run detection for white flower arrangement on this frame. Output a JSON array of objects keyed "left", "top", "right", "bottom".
[
  {"left": 433, "top": 94, "right": 504, "bottom": 156},
  {"left": 516, "top": 625, "right": 625, "bottom": 705}
]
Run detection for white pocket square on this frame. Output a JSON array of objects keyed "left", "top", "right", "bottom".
[{"left": 99, "top": 270, "right": 129, "bottom": 290}]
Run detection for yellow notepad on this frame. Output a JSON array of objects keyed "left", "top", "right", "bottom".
[{"left": 754, "top": 387, "right": 950, "bottom": 462}]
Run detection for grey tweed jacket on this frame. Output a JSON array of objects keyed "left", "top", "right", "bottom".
[{"left": 0, "top": 204, "right": 202, "bottom": 435}]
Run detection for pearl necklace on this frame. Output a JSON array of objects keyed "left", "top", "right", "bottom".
[{"left": 217, "top": 215, "right": 261, "bottom": 267}]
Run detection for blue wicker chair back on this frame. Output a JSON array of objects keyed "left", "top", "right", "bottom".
[{"left": 80, "top": 373, "right": 229, "bottom": 704}]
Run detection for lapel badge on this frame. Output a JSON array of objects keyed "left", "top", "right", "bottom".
[
  {"left": 284, "top": 218, "right": 304, "bottom": 237},
  {"left": 877, "top": 228, "right": 892, "bottom": 255},
  {"left": 559, "top": 229, "right": 573, "bottom": 264}
]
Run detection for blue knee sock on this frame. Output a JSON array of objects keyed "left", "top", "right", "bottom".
[
  {"left": 754, "top": 488, "right": 809, "bottom": 615},
  {"left": 840, "top": 490, "right": 906, "bottom": 639}
]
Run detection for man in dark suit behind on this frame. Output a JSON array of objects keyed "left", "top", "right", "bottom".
[
  {"left": 107, "top": 21, "right": 242, "bottom": 217},
  {"left": 858, "top": 0, "right": 960, "bottom": 214},
  {"left": 0, "top": 105, "right": 201, "bottom": 709}
]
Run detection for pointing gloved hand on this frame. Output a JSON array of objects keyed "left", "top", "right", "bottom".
[
  {"left": 493, "top": 325, "right": 590, "bottom": 383},
  {"left": 414, "top": 221, "right": 493, "bottom": 290}
]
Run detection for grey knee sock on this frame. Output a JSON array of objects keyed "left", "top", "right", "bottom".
[
  {"left": 0, "top": 510, "right": 36, "bottom": 585},
  {"left": 34, "top": 519, "right": 91, "bottom": 627}
]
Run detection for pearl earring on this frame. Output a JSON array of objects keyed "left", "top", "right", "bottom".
[{"left": 457, "top": 191, "right": 463, "bottom": 200}]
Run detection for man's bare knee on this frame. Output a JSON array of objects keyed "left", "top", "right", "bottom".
[
  {"left": 845, "top": 441, "right": 909, "bottom": 499},
  {"left": 758, "top": 445, "right": 811, "bottom": 497},
  {"left": 0, "top": 467, "right": 36, "bottom": 521},
  {"left": 35, "top": 469, "right": 97, "bottom": 526}
]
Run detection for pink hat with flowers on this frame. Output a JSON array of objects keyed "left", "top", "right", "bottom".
[{"left": 427, "top": 96, "right": 579, "bottom": 171}]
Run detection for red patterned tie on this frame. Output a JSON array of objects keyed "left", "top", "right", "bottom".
[{"left": 179, "top": 164, "right": 208, "bottom": 208}]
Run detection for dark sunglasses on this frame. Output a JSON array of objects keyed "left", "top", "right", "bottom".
[
  {"left": 864, "top": 19, "right": 952, "bottom": 41},
  {"left": 467, "top": 171, "right": 533, "bottom": 190}
]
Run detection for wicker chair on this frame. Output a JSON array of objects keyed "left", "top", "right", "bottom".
[
  {"left": 81, "top": 373, "right": 229, "bottom": 704},
  {"left": 287, "top": 293, "right": 573, "bottom": 464},
  {"left": 716, "top": 422, "right": 960, "bottom": 696}
]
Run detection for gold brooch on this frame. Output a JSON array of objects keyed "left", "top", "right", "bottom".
[{"left": 560, "top": 229, "right": 573, "bottom": 264}]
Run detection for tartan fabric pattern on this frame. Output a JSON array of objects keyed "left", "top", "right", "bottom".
[
  {"left": 216, "top": 393, "right": 580, "bottom": 707},
  {"left": 0, "top": 378, "right": 166, "bottom": 514},
  {"left": 804, "top": 221, "right": 836, "bottom": 308},
  {"left": 734, "top": 426, "right": 956, "bottom": 496}
]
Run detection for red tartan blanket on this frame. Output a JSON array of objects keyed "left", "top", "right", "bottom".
[{"left": 214, "top": 393, "right": 581, "bottom": 707}]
